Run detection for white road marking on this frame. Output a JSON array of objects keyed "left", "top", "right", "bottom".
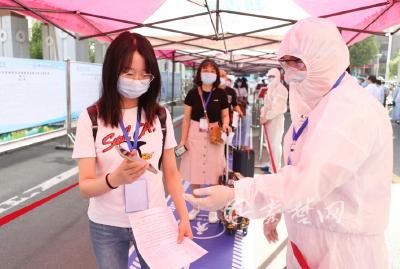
[{"left": 0, "top": 167, "right": 78, "bottom": 214}]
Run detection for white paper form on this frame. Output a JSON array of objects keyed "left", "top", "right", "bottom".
[{"left": 128, "top": 207, "right": 207, "bottom": 269}]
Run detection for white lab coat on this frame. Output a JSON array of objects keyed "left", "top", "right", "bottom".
[
  {"left": 261, "top": 68, "right": 288, "bottom": 169},
  {"left": 234, "top": 18, "right": 392, "bottom": 269}
]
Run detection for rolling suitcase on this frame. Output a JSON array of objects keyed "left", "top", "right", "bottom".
[
  {"left": 232, "top": 118, "right": 255, "bottom": 177},
  {"left": 219, "top": 142, "right": 242, "bottom": 186},
  {"left": 219, "top": 140, "right": 249, "bottom": 236}
]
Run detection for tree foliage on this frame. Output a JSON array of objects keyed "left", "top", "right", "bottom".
[
  {"left": 29, "top": 21, "right": 43, "bottom": 59},
  {"left": 389, "top": 52, "right": 400, "bottom": 79},
  {"left": 349, "top": 36, "right": 378, "bottom": 67},
  {"left": 89, "top": 39, "right": 95, "bottom": 63}
]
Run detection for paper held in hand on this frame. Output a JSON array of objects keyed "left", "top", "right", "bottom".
[
  {"left": 232, "top": 111, "right": 239, "bottom": 128},
  {"left": 128, "top": 206, "right": 207, "bottom": 269}
]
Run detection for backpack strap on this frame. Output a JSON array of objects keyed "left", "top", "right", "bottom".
[
  {"left": 158, "top": 106, "right": 167, "bottom": 170},
  {"left": 86, "top": 104, "right": 98, "bottom": 142}
]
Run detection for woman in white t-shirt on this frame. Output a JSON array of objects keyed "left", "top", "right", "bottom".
[{"left": 72, "top": 32, "right": 192, "bottom": 269}]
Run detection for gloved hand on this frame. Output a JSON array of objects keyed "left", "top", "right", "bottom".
[
  {"left": 263, "top": 213, "right": 282, "bottom": 243},
  {"left": 183, "top": 185, "right": 234, "bottom": 211}
]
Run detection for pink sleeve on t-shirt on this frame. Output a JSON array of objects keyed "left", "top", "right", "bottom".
[
  {"left": 163, "top": 108, "right": 177, "bottom": 150},
  {"left": 72, "top": 110, "right": 96, "bottom": 159}
]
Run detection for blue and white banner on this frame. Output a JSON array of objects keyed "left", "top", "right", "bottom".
[
  {"left": 70, "top": 62, "right": 102, "bottom": 119},
  {"left": 160, "top": 71, "right": 182, "bottom": 102},
  {"left": 0, "top": 57, "right": 66, "bottom": 133},
  {"left": 0, "top": 57, "right": 182, "bottom": 135},
  {"left": 160, "top": 71, "right": 170, "bottom": 102}
]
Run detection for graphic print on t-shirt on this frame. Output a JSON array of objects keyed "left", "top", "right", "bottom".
[{"left": 101, "top": 121, "right": 155, "bottom": 160}]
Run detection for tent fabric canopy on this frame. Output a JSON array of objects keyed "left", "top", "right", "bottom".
[
  {"left": 0, "top": 0, "right": 399, "bottom": 74},
  {"left": 0, "top": 0, "right": 166, "bottom": 42}
]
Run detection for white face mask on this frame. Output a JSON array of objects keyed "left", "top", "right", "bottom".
[
  {"left": 220, "top": 77, "right": 226, "bottom": 86},
  {"left": 117, "top": 76, "right": 150, "bottom": 99},
  {"left": 201, "top": 72, "right": 217, "bottom": 85},
  {"left": 284, "top": 66, "right": 307, "bottom": 84},
  {"left": 267, "top": 78, "right": 276, "bottom": 86}
]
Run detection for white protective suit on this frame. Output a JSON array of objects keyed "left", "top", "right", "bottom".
[
  {"left": 234, "top": 18, "right": 393, "bottom": 268},
  {"left": 261, "top": 68, "right": 288, "bottom": 169}
]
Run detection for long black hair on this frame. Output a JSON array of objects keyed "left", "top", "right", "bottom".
[
  {"left": 97, "top": 32, "right": 161, "bottom": 127},
  {"left": 368, "top": 75, "right": 378, "bottom": 84},
  {"left": 234, "top": 78, "right": 247, "bottom": 91}
]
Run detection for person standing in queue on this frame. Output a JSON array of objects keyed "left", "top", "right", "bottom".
[
  {"left": 366, "top": 75, "right": 384, "bottom": 105},
  {"left": 234, "top": 78, "right": 249, "bottom": 115},
  {"left": 225, "top": 77, "right": 233, "bottom": 88},
  {"left": 72, "top": 32, "right": 192, "bottom": 269},
  {"left": 178, "top": 59, "right": 231, "bottom": 224},
  {"left": 391, "top": 84, "right": 400, "bottom": 124},
  {"left": 259, "top": 68, "right": 288, "bottom": 173},
  {"left": 219, "top": 70, "right": 243, "bottom": 126}
]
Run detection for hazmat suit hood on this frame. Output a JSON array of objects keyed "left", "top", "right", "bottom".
[
  {"left": 267, "top": 68, "right": 281, "bottom": 88},
  {"left": 265, "top": 68, "right": 287, "bottom": 109},
  {"left": 278, "top": 17, "right": 349, "bottom": 128}
]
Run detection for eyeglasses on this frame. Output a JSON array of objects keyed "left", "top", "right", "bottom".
[
  {"left": 278, "top": 57, "right": 306, "bottom": 70},
  {"left": 122, "top": 68, "right": 155, "bottom": 82}
]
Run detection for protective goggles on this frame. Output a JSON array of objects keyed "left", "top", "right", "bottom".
[{"left": 278, "top": 57, "right": 306, "bottom": 70}]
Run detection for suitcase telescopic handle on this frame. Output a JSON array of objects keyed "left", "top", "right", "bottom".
[
  {"left": 225, "top": 130, "right": 230, "bottom": 184},
  {"left": 238, "top": 118, "right": 242, "bottom": 149}
]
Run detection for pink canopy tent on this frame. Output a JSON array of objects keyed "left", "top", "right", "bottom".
[
  {"left": 0, "top": 0, "right": 399, "bottom": 74},
  {"left": 0, "top": 0, "right": 166, "bottom": 42},
  {"left": 297, "top": 0, "right": 400, "bottom": 45}
]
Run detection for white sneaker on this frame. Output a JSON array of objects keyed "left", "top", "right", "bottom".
[
  {"left": 208, "top": 211, "right": 219, "bottom": 224},
  {"left": 189, "top": 208, "right": 200, "bottom": 220}
]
